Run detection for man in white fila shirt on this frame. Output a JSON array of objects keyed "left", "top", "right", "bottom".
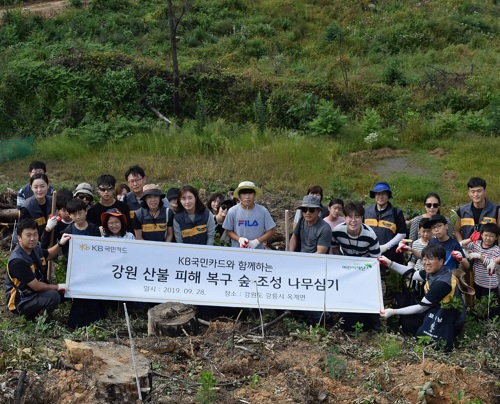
[{"left": 223, "top": 181, "right": 276, "bottom": 249}]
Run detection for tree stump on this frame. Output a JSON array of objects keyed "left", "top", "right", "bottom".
[
  {"left": 63, "top": 339, "right": 151, "bottom": 403},
  {"left": 147, "top": 302, "right": 198, "bottom": 337}
]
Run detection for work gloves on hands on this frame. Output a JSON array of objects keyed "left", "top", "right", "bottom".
[
  {"left": 470, "top": 231, "right": 481, "bottom": 242},
  {"left": 247, "top": 239, "right": 260, "bottom": 249},
  {"left": 46, "top": 216, "right": 60, "bottom": 231},
  {"left": 467, "top": 252, "right": 482, "bottom": 260},
  {"left": 238, "top": 237, "right": 249, "bottom": 248},
  {"left": 380, "top": 309, "right": 395, "bottom": 319},
  {"left": 377, "top": 256, "right": 392, "bottom": 268},
  {"left": 396, "top": 241, "right": 411, "bottom": 254},
  {"left": 486, "top": 260, "right": 497, "bottom": 275},
  {"left": 451, "top": 250, "right": 463, "bottom": 262},
  {"left": 58, "top": 234, "right": 71, "bottom": 247},
  {"left": 238, "top": 237, "right": 260, "bottom": 249}
]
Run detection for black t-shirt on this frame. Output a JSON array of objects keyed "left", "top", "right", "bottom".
[
  {"left": 471, "top": 205, "right": 483, "bottom": 227},
  {"left": 86, "top": 200, "right": 131, "bottom": 229},
  {"left": 9, "top": 249, "right": 49, "bottom": 285}
]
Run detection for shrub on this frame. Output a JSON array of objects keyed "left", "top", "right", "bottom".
[
  {"left": 242, "top": 38, "right": 267, "bottom": 59},
  {"left": 360, "top": 108, "right": 383, "bottom": 134},
  {"left": 431, "top": 109, "right": 461, "bottom": 138},
  {"left": 464, "top": 110, "right": 490, "bottom": 133},
  {"left": 286, "top": 92, "right": 318, "bottom": 131},
  {"left": 382, "top": 61, "right": 406, "bottom": 86},
  {"left": 309, "top": 99, "right": 348, "bottom": 137},
  {"left": 145, "top": 76, "right": 174, "bottom": 111},
  {"left": 324, "top": 23, "right": 344, "bottom": 43}
]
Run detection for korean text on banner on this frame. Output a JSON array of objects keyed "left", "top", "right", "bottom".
[{"left": 66, "top": 235, "right": 384, "bottom": 313}]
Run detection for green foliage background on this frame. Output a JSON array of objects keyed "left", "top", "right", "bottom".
[
  {"left": 0, "top": 0, "right": 499, "bottom": 207},
  {"left": 0, "top": 0, "right": 498, "bottom": 139}
]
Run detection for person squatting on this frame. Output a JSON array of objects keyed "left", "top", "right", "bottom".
[{"left": 7, "top": 163, "right": 500, "bottom": 350}]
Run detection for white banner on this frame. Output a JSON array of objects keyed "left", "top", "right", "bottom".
[{"left": 66, "top": 235, "right": 384, "bottom": 313}]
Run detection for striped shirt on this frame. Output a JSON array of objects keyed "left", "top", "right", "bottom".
[
  {"left": 332, "top": 223, "right": 381, "bottom": 257},
  {"left": 465, "top": 241, "right": 500, "bottom": 289},
  {"left": 410, "top": 238, "right": 427, "bottom": 272}
]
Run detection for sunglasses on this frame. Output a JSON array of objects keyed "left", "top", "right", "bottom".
[
  {"left": 220, "top": 206, "right": 230, "bottom": 211},
  {"left": 98, "top": 186, "right": 114, "bottom": 192},
  {"left": 300, "top": 207, "right": 317, "bottom": 214},
  {"left": 425, "top": 203, "right": 440, "bottom": 208},
  {"left": 77, "top": 194, "right": 92, "bottom": 201}
]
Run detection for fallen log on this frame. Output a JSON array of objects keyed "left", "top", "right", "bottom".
[{"left": 0, "top": 209, "right": 18, "bottom": 222}]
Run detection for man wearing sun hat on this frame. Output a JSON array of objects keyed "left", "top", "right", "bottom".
[
  {"left": 289, "top": 195, "right": 331, "bottom": 254},
  {"left": 223, "top": 181, "right": 276, "bottom": 249},
  {"left": 74, "top": 182, "right": 94, "bottom": 208}
]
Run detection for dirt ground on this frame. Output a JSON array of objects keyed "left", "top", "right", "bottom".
[
  {"left": 0, "top": 0, "right": 69, "bottom": 19},
  {"left": 5, "top": 320, "right": 499, "bottom": 403},
  {"left": 1, "top": 177, "right": 500, "bottom": 403}
]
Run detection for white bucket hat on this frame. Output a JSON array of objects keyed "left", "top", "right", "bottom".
[{"left": 234, "top": 181, "right": 262, "bottom": 199}]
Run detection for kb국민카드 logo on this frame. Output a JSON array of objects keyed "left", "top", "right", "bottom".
[
  {"left": 78, "top": 243, "right": 128, "bottom": 254},
  {"left": 79, "top": 243, "right": 90, "bottom": 251}
]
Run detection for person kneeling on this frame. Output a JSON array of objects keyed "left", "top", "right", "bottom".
[
  {"left": 6, "top": 219, "right": 69, "bottom": 319},
  {"left": 379, "top": 244, "right": 466, "bottom": 351}
]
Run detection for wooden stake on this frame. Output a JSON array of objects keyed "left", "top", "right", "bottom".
[
  {"left": 47, "top": 191, "right": 57, "bottom": 281},
  {"left": 285, "top": 209, "right": 290, "bottom": 251}
]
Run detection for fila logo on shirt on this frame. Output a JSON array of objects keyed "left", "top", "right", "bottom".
[{"left": 238, "top": 220, "right": 259, "bottom": 227}]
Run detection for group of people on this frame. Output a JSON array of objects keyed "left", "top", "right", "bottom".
[
  {"left": 6, "top": 162, "right": 277, "bottom": 327},
  {"left": 6, "top": 160, "right": 500, "bottom": 350},
  {"left": 289, "top": 178, "right": 500, "bottom": 350}
]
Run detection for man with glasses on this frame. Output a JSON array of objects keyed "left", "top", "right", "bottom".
[
  {"left": 379, "top": 244, "right": 466, "bottom": 351},
  {"left": 16, "top": 161, "right": 54, "bottom": 209},
  {"left": 122, "top": 165, "right": 169, "bottom": 221},
  {"left": 331, "top": 202, "right": 382, "bottom": 331},
  {"left": 288, "top": 195, "right": 331, "bottom": 254},
  {"left": 86, "top": 174, "right": 130, "bottom": 230},
  {"left": 454, "top": 177, "right": 499, "bottom": 242}
]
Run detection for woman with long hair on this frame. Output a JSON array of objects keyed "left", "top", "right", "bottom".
[
  {"left": 19, "top": 173, "right": 53, "bottom": 238},
  {"left": 409, "top": 193, "right": 453, "bottom": 241},
  {"left": 174, "top": 185, "right": 215, "bottom": 245}
]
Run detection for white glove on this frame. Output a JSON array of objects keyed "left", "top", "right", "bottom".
[
  {"left": 58, "top": 234, "right": 71, "bottom": 246},
  {"left": 238, "top": 237, "right": 249, "bottom": 248},
  {"left": 46, "top": 216, "right": 59, "bottom": 231},
  {"left": 451, "top": 250, "right": 463, "bottom": 262},
  {"left": 380, "top": 243, "right": 389, "bottom": 253},
  {"left": 380, "top": 308, "right": 395, "bottom": 319},
  {"left": 57, "top": 283, "right": 66, "bottom": 292},
  {"left": 377, "top": 255, "right": 392, "bottom": 268},
  {"left": 486, "top": 260, "right": 497, "bottom": 275},
  {"left": 247, "top": 239, "right": 260, "bottom": 249},
  {"left": 99, "top": 226, "right": 106, "bottom": 237},
  {"left": 467, "top": 252, "right": 481, "bottom": 260}
]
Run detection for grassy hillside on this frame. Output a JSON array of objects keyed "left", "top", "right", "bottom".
[{"left": 0, "top": 0, "right": 499, "bottom": 210}]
